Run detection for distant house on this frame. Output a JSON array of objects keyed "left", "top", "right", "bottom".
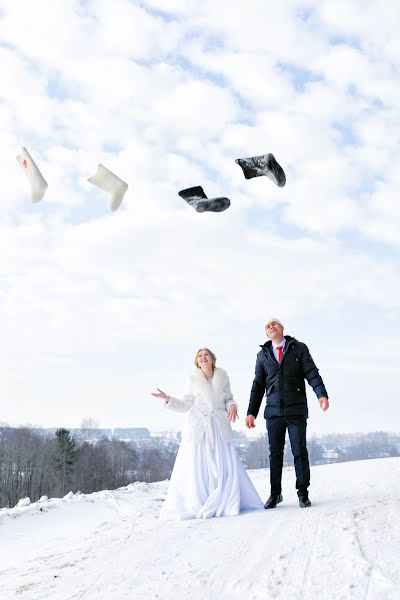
[
  {"left": 322, "top": 447, "right": 345, "bottom": 463},
  {"left": 70, "top": 428, "right": 113, "bottom": 441},
  {"left": 150, "top": 430, "right": 181, "bottom": 441},
  {"left": 112, "top": 428, "right": 150, "bottom": 441}
]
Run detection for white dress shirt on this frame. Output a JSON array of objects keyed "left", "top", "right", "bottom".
[{"left": 271, "top": 338, "right": 286, "bottom": 362}]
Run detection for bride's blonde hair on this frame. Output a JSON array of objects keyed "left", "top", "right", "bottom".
[{"left": 194, "top": 347, "right": 217, "bottom": 371}]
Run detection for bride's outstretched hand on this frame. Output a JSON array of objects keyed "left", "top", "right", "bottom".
[
  {"left": 228, "top": 404, "right": 238, "bottom": 422},
  {"left": 151, "top": 388, "right": 170, "bottom": 400}
]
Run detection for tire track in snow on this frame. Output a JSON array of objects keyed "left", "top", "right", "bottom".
[
  {"left": 359, "top": 500, "right": 400, "bottom": 600},
  {"left": 72, "top": 517, "right": 138, "bottom": 600},
  {"left": 4, "top": 490, "right": 164, "bottom": 600},
  {"left": 68, "top": 494, "right": 163, "bottom": 600},
  {"left": 147, "top": 509, "right": 272, "bottom": 600},
  {"left": 254, "top": 470, "right": 333, "bottom": 599},
  {"left": 363, "top": 504, "right": 391, "bottom": 600}
]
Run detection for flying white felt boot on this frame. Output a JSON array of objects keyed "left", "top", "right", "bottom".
[
  {"left": 16, "top": 147, "right": 48, "bottom": 202},
  {"left": 87, "top": 164, "right": 128, "bottom": 211}
]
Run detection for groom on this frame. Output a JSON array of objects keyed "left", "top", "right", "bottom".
[{"left": 245, "top": 318, "right": 329, "bottom": 508}]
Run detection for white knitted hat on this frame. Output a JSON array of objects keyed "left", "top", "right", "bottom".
[{"left": 265, "top": 317, "right": 284, "bottom": 329}]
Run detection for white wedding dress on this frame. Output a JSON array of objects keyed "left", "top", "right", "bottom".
[{"left": 160, "top": 368, "right": 263, "bottom": 520}]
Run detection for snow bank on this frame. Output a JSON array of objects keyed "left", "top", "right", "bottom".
[{"left": 0, "top": 481, "right": 157, "bottom": 524}]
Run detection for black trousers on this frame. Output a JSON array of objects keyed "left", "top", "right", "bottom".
[{"left": 266, "top": 415, "right": 310, "bottom": 496}]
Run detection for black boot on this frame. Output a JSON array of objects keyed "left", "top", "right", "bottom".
[
  {"left": 178, "top": 186, "right": 230, "bottom": 213},
  {"left": 264, "top": 494, "right": 283, "bottom": 509},
  {"left": 298, "top": 491, "right": 311, "bottom": 508}
]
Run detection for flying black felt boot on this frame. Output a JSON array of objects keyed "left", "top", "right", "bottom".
[
  {"left": 178, "top": 186, "right": 230, "bottom": 213},
  {"left": 235, "top": 153, "right": 286, "bottom": 187}
]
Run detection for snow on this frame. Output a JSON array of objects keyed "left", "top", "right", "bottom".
[
  {"left": 16, "top": 497, "right": 31, "bottom": 508},
  {"left": 1, "top": 458, "right": 400, "bottom": 599}
]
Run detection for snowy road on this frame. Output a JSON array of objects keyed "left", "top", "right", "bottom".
[{"left": 1, "top": 458, "right": 400, "bottom": 599}]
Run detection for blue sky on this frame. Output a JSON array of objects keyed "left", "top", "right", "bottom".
[{"left": 0, "top": 0, "right": 400, "bottom": 436}]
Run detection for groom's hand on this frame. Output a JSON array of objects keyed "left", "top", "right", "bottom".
[
  {"left": 245, "top": 415, "right": 256, "bottom": 429},
  {"left": 319, "top": 397, "right": 329, "bottom": 411}
]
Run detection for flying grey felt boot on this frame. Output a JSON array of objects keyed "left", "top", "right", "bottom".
[
  {"left": 178, "top": 186, "right": 230, "bottom": 213},
  {"left": 235, "top": 153, "right": 286, "bottom": 187}
]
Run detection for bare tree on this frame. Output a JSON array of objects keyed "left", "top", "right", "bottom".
[
  {"left": 79, "top": 417, "right": 100, "bottom": 443},
  {"left": 241, "top": 434, "right": 269, "bottom": 469}
]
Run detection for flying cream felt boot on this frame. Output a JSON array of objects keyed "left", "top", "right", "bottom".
[
  {"left": 178, "top": 186, "right": 230, "bottom": 213},
  {"left": 235, "top": 153, "right": 286, "bottom": 187},
  {"left": 16, "top": 147, "right": 48, "bottom": 202},
  {"left": 87, "top": 164, "right": 128, "bottom": 211}
]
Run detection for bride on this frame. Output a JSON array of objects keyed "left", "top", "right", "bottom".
[{"left": 152, "top": 347, "right": 263, "bottom": 520}]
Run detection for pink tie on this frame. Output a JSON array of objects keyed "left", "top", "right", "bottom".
[{"left": 277, "top": 346, "right": 283, "bottom": 363}]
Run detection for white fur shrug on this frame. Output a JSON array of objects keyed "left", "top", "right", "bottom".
[{"left": 165, "top": 367, "right": 238, "bottom": 447}]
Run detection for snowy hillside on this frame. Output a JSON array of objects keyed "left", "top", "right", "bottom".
[{"left": 1, "top": 458, "right": 400, "bottom": 600}]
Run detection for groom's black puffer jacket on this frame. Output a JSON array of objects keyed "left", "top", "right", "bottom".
[{"left": 247, "top": 336, "right": 328, "bottom": 419}]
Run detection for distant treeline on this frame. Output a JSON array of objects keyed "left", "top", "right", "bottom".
[
  {"left": 0, "top": 426, "right": 177, "bottom": 509},
  {"left": 0, "top": 426, "right": 399, "bottom": 509},
  {"left": 235, "top": 430, "right": 400, "bottom": 470}
]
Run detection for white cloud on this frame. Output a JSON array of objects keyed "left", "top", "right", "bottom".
[{"left": 0, "top": 0, "right": 400, "bottom": 433}]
